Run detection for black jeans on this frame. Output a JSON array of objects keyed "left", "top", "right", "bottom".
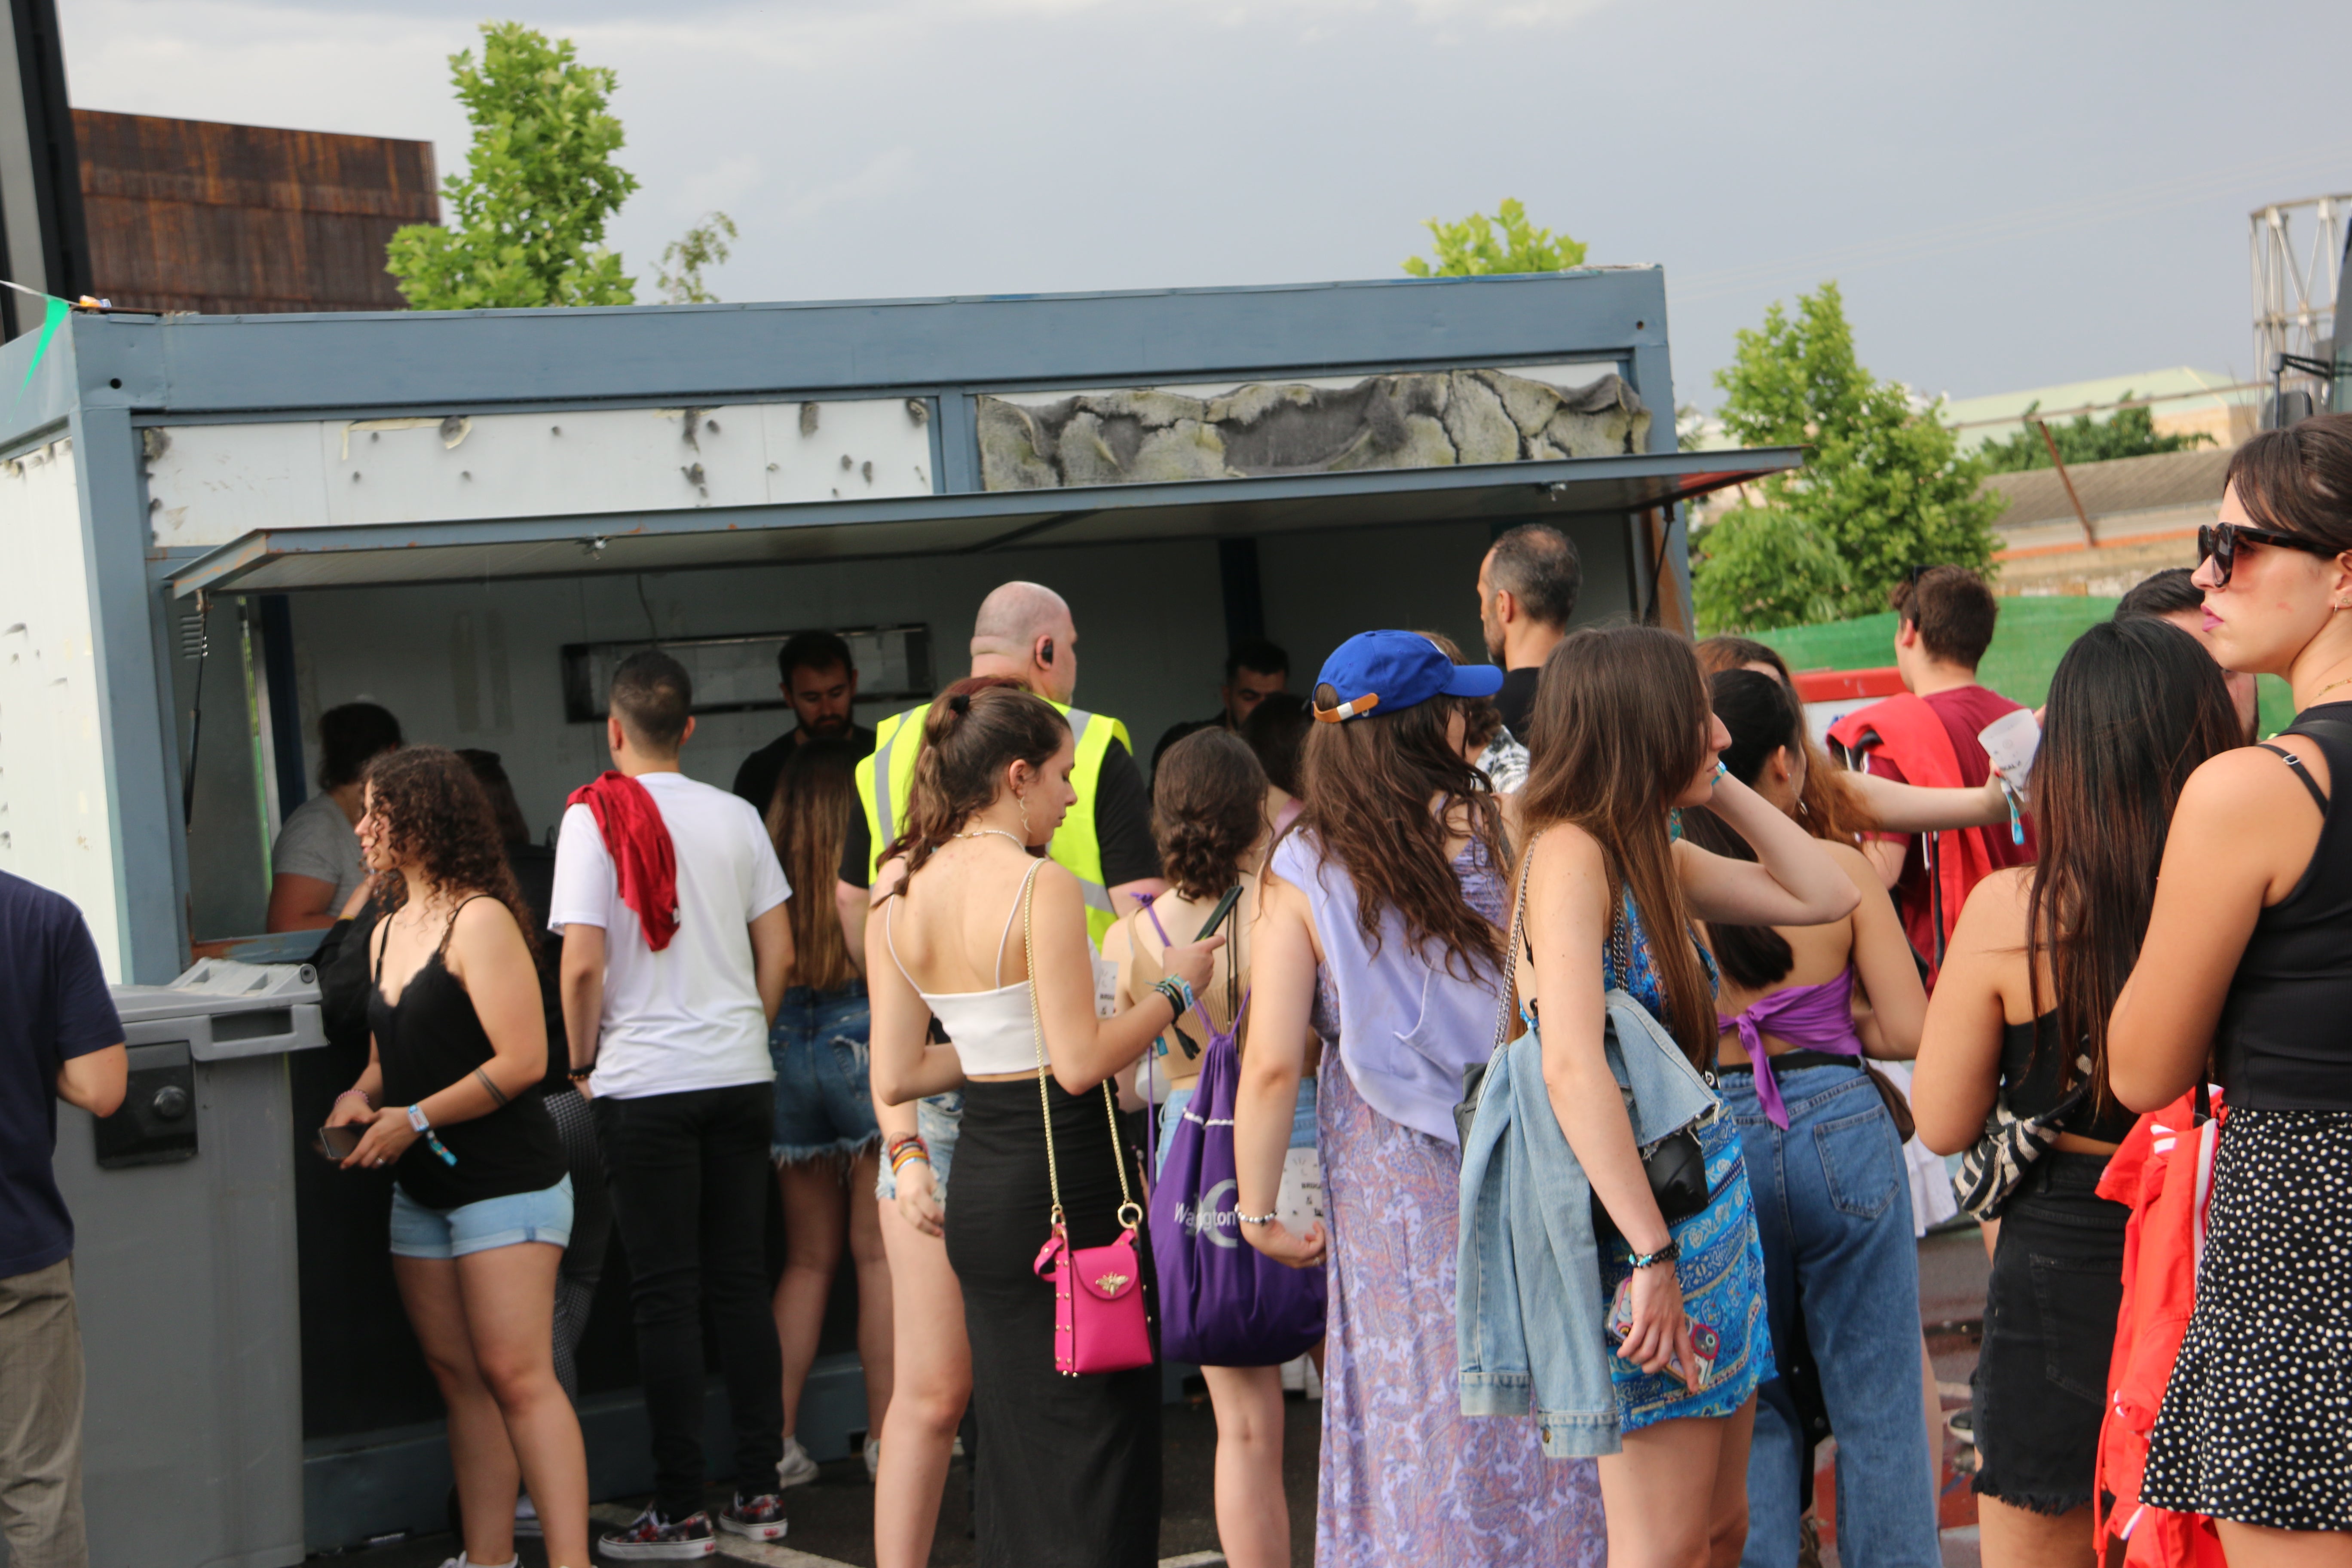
[{"left": 595, "top": 1082, "right": 784, "bottom": 1519}]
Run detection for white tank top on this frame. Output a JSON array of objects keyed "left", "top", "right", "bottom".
[{"left": 886, "top": 861, "right": 1044, "bottom": 1076}]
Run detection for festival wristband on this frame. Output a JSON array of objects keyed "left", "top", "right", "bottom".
[{"left": 405, "top": 1103, "right": 457, "bottom": 1167}]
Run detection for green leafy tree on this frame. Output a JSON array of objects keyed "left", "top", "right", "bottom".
[
  {"left": 655, "top": 211, "right": 738, "bottom": 304},
  {"left": 1403, "top": 198, "right": 1587, "bottom": 277},
  {"left": 1978, "top": 397, "right": 2214, "bottom": 474},
  {"left": 1695, "top": 281, "right": 2004, "bottom": 631},
  {"left": 387, "top": 23, "right": 640, "bottom": 310}
]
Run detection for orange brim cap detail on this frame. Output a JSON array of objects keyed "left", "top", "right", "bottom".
[{"left": 1313, "top": 692, "right": 1381, "bottom": 723}]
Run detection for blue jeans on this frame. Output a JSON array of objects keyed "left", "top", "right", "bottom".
[
  {"left": 1724, "top": 1063, "right": 1939, "bottom": 1568},
  {"left": 1153, "top": 1075, "right": 1317, "bottom": 1179},
  {"left": 769, "top": 982, "right": 880, "bottom": 1164}
]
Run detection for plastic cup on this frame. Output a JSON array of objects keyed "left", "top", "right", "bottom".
[{"left": 1978, "top": 708, "right": 2040, "bottom": 788}]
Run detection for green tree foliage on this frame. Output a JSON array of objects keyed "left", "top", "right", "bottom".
[
  {"left": 656, "top": 211, "right": 738, "bottom": 304},
  {"left": 387, "top": 23, "right": 640, "bottom": 310},
  {"left": 1977, "top": 398, "right": 2214, "bottom": 474},
  {"left": 1403, "top": 198, "right": 1587, "bottom": 277},
  {"left": 1695, "top": 282, "right": 2004, "bottom": 631}
]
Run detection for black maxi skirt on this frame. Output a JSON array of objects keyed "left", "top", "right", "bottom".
[{"left": 944, "top": 1076, "right": 1161, "bottom": 1568}]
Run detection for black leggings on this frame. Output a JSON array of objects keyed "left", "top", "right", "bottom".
[{"left": 944, "top": 1078, "right": 1160, "bottom": 1568}]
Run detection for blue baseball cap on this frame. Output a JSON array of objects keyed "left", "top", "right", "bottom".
[{"left": 1312, "top": 630, "right": 1505, "bottom": 723}]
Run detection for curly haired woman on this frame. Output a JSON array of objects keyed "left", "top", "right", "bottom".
[{"left": 324, "top": 746, "right": 588, "bottom": 1568}]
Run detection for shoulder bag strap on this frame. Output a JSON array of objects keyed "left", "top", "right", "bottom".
[
  {"left": 1491, "top": 828, "right": 1547, "bottom": 1054},
  {"left": 1023, "top": 860, "right": 1139, "bottom": 1231}
]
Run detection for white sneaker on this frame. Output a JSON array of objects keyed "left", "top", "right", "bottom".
[
  {"left": 438, "top": 1556, "right": 519, "bottom": 1568},
  {"left": 513, "top": 1492, "right": 541, "bottom": 1538},
  {"left": 863, "top": 1435, "right": 881, "bottom": 1481},
  {"left": 775, "top": 1434, "right": 821, "bottom": 1488}
]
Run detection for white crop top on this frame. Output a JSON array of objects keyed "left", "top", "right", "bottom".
[{"left": 886, "top": 862, "right": 1044, "bottom": 1076}]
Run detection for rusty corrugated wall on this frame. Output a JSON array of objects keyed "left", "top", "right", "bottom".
[{"left": 76, "top": 110, "right": 438, "bottom": 315}]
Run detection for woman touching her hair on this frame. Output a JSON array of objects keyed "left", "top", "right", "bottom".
[
  {"left": 2108, "top": 414, "right": 2352, "bottom": 1564},
  {"left": 865, "top": 681, "right": 1221, "bottom": 1568},
  {"left": 1513, "top": 626, "right": 1856, "bottom": 1568},
  {"left": 1679, "top": 671, "right": 1939, "bottom": 1568}
]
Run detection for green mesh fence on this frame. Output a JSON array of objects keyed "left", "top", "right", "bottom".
[{"left": 1749, "top": 597, "right": 2295, "bottom": 735}]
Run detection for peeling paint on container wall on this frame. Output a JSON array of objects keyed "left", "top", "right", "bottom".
[{"left": 143, "top": 398, "right": 939, "bottom": 547}]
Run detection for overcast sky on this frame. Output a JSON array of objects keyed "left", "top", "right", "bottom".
[{"left": 58, "top": 0, "right": 2352, "bottom": 410}]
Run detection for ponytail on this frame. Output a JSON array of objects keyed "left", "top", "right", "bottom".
[{"left": 884, "top": 677, "right": 1069, "bottom": 882}]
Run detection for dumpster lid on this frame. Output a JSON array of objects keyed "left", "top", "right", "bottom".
[
  {"left": 167, "top": 447, "right": 1804, "bottom": 597},
  {"left": 110, "top": 959, "right": 321, "bottom": 1023}
]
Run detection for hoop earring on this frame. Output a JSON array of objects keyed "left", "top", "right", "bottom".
[{"left": 1019, "top": 793, "right": 1032, "bottom": 838}]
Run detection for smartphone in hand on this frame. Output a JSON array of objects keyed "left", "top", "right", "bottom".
[{"left": 319, "top": 1123, "right": 365, "bottom": 1162}]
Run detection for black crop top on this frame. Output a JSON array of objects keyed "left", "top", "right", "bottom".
[
  {"left": 2000, "top": 1012, "right": 2140, "bottom": 1145},
  {"left": 368, "top": 900, "right": 566, "bottom": 1211},
  {"left": 2214, "top": 707, "right": 2352, "bottom": 1112}
]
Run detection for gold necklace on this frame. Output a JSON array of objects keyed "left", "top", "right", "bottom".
[{"left": 2308, "top": 675, "right": 2352, "bottom": 708}]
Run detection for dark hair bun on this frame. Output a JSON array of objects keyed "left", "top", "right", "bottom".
[{"left": 948, "top": 692, "right": 971, "bottom": 714}]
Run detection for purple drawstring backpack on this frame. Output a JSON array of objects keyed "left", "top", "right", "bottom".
[{"left": 1139, "top": 895, "right": 1325, "bottom": 1367}]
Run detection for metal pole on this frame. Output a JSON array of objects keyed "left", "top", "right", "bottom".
[{"left": 2034, "top": 420, "right": 2097, "bottom": 548}]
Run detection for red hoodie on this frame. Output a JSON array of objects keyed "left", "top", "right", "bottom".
[
  {"left": 2094, "top": 1088, "right": 2226, "bottom": 1568},
  {"left": 567, "top": 772, "right": 680, "bottom": 951}
]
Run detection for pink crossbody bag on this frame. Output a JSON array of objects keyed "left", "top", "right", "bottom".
[{"left": 1018, "top": 861, "right": 1153, "bottom": 1375}]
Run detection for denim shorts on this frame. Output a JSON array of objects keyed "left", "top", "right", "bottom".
[
  {"left": 875, "top": 1090, "right": 963, "bottom": 1206},
  {"left": 1153, "top": 1075, "right": 1318, "bottom": 1179},
  {"left": 389, "top": 1174, "right": 573, "bottom": 1260},
  {"left": 770, "top": 981, "right": 882, "bottom": 1164}
]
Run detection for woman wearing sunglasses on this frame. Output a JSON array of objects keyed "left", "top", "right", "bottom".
[{"left": 2109, "top": 413, "right": 2352, "bottom": 1565}]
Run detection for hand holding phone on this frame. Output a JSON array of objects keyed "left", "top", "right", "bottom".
[{"left": 318, "top": 1123, "right": 365, "bottom": 1162}]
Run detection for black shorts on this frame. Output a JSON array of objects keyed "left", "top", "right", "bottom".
[{"left": 1970, "top": 1152, "right": 2127, "bottom": 1516}]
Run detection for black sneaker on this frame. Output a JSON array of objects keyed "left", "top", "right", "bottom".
[
  {"left": 598, "top": 1507, "right": 717, "bottom": 1559},
  {"left": 718, "top": 1491, "right": 790, "bottom": 1542}
]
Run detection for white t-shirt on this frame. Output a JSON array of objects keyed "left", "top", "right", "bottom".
[{"left": 548, "top": 770, "right": 790, "bottom": 1100}]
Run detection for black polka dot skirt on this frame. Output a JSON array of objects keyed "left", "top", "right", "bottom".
[{"left": 2140, "top": 1107, "right": 2352, "bottom": 1531}]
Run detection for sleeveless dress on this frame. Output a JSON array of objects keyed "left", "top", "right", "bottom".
[
  {"left": 1596, "top": 896, "right": 1775, "bottom": 1430},
  {"left": 1305, "top": 841, "right": 1607, "bottom": 1568}
]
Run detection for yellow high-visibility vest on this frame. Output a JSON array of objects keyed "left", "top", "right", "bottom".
[{"left": 855, "top": 697, "right": 1130, "bottom": 948}]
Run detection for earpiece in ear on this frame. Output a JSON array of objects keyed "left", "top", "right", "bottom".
[{"left": 1040, "top": 639, "right": 1055, "bottom": 665}]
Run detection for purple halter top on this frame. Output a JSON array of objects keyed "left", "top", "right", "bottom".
[{"left": 1716, "top": 965, "right": 1866, "bottom": 1129}]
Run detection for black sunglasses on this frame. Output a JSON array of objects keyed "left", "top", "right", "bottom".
[{"left": 2196, "top": 522, "right": 2341, "bottom": 588}]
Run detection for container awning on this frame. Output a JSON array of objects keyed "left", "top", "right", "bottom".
[{"left": 168, "top": 447, "right": 1801, "bottom": 597}]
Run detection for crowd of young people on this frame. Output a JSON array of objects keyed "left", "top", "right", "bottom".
[{"left": 266, "top": 416, "right": 2352, "bottom": 1568}]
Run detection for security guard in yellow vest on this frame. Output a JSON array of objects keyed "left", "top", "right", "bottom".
[{"left": 839, "top": 583, "right": 1164, "bottom": 948}]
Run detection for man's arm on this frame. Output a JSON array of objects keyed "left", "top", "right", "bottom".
[
  {"left": 264, "top": 873, "right": 343, "bottom": 932},
  {"left": 559, "top": 924, "right": 607, "bottom": 1083},
  {"left": 1860, "top": 838, "right": 1908, "bottom": 889},
  {"left": 1095, "top": 740, "right": 1167, "bottom": 908},
  {"left": 57, "top": 1044, "right": 127, "bottom": 1118},
  {"left": 750, "top": 903, "right": 793, "bottom": 1023}
]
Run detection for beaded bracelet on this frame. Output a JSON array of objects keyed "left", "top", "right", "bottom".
[
  {"left": 1234, "top": 1208, "right": 1279, "bottom": 1226},
  {"left": 335, "top": 1088, "right": 375, "bottom": 1112}
]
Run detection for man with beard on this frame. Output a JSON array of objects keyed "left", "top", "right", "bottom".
[
  {"left": 1471, "top": 522, "right": 1579, "bottom": 789},
  {"left": 732, "top": 632, "right": 879, "bottom": 812}
]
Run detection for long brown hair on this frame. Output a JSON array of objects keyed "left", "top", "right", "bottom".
[
  {"left": 362, "top": 746, "right": 539, "bottom": 959},
  {"left": 1695, "top": 634, "right": 1874, "bottom": 843},
  {"left": 767, "top": 738, "right": 862, "bottom": 992},
  {"left": 2222, "top": 412, "right": 2352, "bottom": 548},
  {"left": 2026, "top": 618, "right": 2241, "bottom": 1105},
  {"left": 1154, "top": 729, "right": 1268, "bottom": 901},
  {"left": 1298, "top": 672, "right": 1507, "bottom": 983},
  {"left": 1518, "top": 626, "right": 1717, "bottom": 1065},
  {"left": 883, "top": 677, "right": 1068, "bottom": 883}
]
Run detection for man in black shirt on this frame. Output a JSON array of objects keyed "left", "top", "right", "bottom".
[
  {"left": 1149, "top": 637, "right": 1291, "bottom": 774},
  {"left": 1476, "top": 523, "right": 1580, "bottom": 745},
  {"left": 731, "top": 631, "right": 879, "bottom": 814}
]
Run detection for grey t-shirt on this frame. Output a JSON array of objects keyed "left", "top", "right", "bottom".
[{"left": 272, "top": 792, "right": 366, "bottom": 910}]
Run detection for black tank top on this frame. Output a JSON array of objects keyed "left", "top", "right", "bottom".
[
  {"left": 369, "top": 897, "right": 566, "bottom": 1210},
  {"left": 2000, "top": 1012, "right": 2138, "bottom": 1144},
  {"left": 2216, "top": 707, "right": 2352, "bottom": 1112}
]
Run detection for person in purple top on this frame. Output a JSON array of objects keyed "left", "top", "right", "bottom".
[
  {"left": 0, "top": 871, "right": 127, "bottom": 1568},
  {"left": 1679, "top": 670, "right": 1940, "bottom": 1568}
]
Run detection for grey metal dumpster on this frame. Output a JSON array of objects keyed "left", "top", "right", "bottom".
[{"left": 49, "top": 959, "right": 325, "bottom": 1568}]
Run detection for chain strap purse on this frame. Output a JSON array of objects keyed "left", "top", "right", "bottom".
[{"left": 1020, "top": 861, "right": 1154, "bottom": 1376}]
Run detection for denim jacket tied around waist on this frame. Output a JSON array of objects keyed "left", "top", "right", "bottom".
[{"left": 1455, "top": 987, "right": 1724, "bottom": 1457}]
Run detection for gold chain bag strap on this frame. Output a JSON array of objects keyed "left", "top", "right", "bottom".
[{"left": 1020, "top": 859, "right": 1152, "bottom": 1376}]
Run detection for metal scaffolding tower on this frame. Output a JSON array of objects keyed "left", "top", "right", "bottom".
[{"left": 2251, "top": 193, "right": 2352, "bottom": 426}]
